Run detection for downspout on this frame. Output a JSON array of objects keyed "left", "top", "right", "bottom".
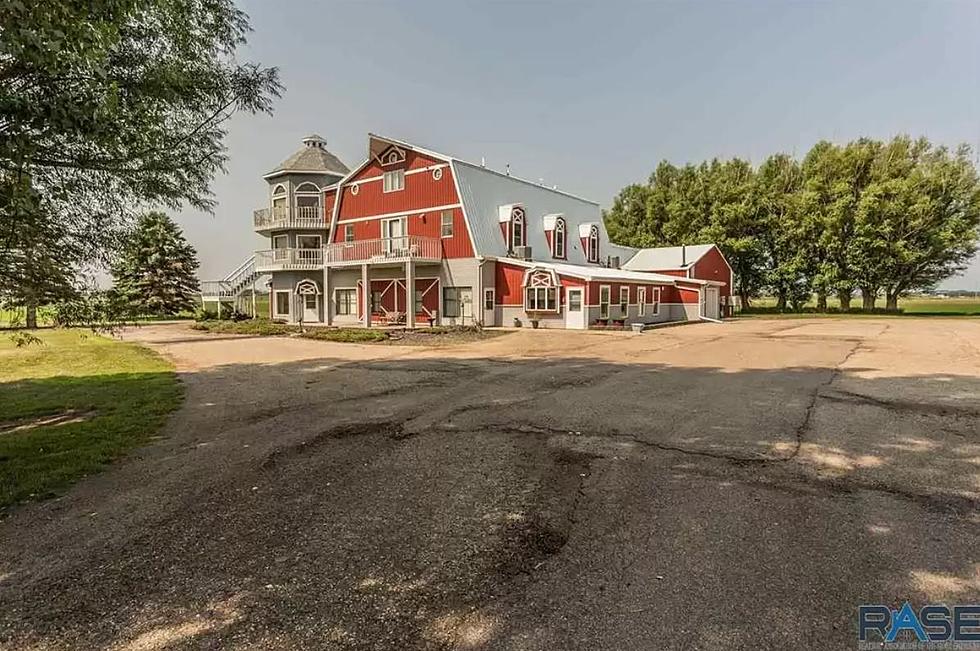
[{"left": 477, "top": 256, "right": 485, "bottom": 327}]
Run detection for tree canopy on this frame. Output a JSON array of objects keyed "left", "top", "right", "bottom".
[
  {"left": 603, "top": 136, "right": 980, "bottom": 310},
  {"left": 0, "top": 0, "right": 281, "bottom": 319}
]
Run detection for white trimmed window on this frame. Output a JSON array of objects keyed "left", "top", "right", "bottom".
[
  {"left": 345, "top": 224, "right": 354, "bottom": 242},
  {"left": 599, "top": 285, "right": 611, "bottom": 319},
  {"left": 638, "top": 287, "right": 647, "bottom": 316},
  {"left": 619, "top": 287, "right": 629, "bottom": 315},
  {"left": 271, "top": 184, "right": 287, "bottom": 213},
  {"left": 525, "top": 286, "right": 558, "bottom": 312},
  {"left": 335, "top": 289, "right": 356, "bottom": 315},
  {"left": 440, "top": 210, "right": 454, "bottom": 237},
  {"left": 274, "top": 290, "right": 290, "bottom": 317},
  {"left": 511, "top": 207, "right": 525, "bottom": 249},
  {"left": 383, "top": 169, "right": 405, "bottom": 193},
  {"left": 553, "top": 217, "right": 566, "bottom": 259},
  {"left": 651, "top": 287, "right": 661, "bottom": 315},
  {"left": 587, "top": 225, "right": 599, "bottom": 262}
]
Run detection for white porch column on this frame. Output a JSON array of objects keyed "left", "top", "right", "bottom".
[
  {"left": 361, "top": 263, "right": 370, "bottom": 328},
  {"left": 405, "top": 260, "right": 415, "bottom": 329},
  {"left": 323, "top": 265, "right": 332, "bottom": 325}
]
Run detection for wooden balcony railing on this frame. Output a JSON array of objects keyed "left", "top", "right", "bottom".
[
  {"left": 254, "top": 247, "right": 324, "bottom": 271},
  {"left": 324, "top": 236, "right": 443, "bottom": 266},
  {"left": 253, "top": 205, "right": 325, "bottom": 230}
]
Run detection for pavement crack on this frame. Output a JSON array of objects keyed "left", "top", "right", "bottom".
[
  {"left": 821, "top": 389, "right": 980, "bottom": 418},
  {"left": 778, "top": 338, "right": 864, "bottom": 462}
]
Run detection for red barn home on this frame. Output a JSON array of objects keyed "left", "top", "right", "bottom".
[{"left": 249, "top": 133, "right": 730, "bottom": 328}]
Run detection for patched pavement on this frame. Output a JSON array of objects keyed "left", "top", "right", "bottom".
[{"left": 0, "top": 318, "right": 978, "bottom": 650}]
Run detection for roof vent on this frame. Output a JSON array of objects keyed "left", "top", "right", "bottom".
[{"left": 302, "top": 134, "right": 327, "bottom": 149}]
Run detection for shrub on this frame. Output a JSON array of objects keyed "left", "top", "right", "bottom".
[{"left": 299, "top": 328, "right": 389, "bottom": 343}]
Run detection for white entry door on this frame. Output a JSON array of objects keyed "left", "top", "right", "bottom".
[
  {"left": 302, "top": 293, "right": 319, "bottom": 322},
  {"left": 704, "top": 286, "right": 720, "bottom": 320},
  {"left": 458, "top": 287, "right": 473, "bottom": 324},
  {"left": 565, "top": 288, "right": 586, "bottom": 329},
  {"left": 483, "top": 289, "right": 496, "bottom": 326}
]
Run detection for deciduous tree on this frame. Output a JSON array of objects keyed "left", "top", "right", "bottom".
[{"left": 0, "top": 0, "right": 281, "bottom": 295}]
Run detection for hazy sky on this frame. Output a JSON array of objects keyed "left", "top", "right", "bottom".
[{"left": 177, "top": 0, "right": 980, "bottom": 289}]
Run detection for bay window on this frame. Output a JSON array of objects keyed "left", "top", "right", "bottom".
[{"left": 525, "top": 286, "right": 558, "bottom": 312}]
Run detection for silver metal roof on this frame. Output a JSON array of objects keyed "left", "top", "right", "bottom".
[
  {"left": 621, "top": 243, "right": 717, "bottom": 271},
  {"left": 453, "top": 160, "right": 637, "bottom": 265}
]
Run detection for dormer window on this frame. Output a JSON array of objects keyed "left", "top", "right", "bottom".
[
  {"left": 553, "top": 217, "right": 566, "bottom": 259},
  {"left": 383, "top": 169, "right": 405, "bottom": 193},
  {"left": 587, "top": 225, "right": 599, "bottom": 262},
  {"left": 511, "top": 207, "right": 526, "bottom": 249}
]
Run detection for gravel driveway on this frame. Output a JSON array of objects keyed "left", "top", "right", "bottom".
[{"left": 1, "top": 318, "right": 978, "bottom": 650}]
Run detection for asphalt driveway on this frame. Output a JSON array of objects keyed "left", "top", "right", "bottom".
[{"left": 0, "top": 318, "right": 978, "bottom": 650}]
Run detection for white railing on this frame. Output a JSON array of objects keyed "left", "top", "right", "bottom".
[
  {"left": 200, "top": 280, "right": 233, "bottom": 298},
  {"left": 324, "top": 236, "right": 442, "bottom": 265},
  {"left": 253, "top": 205, "right": 325, "bottom": 230},
  {"left": 223, "top": 255, "right": 257, "bottom": 286},
  {"left": 255, "top": 247, "right": 325, "bottom": 270}
]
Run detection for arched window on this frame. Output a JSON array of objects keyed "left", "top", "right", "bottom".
[
  {"left": 511, "top": 207, "right": 526, "bottom": 249},
  {"left": 294, "top": 182, "right": 321, "bottom": 219},
  {"left": 271, "top": 184, "right": 287, "bottom": 214},
  {"left": 553, "top": 217, "right": 566, "bottom": 259},
  {"left": 587, "top": 225, "right": 599, "bottom": 263}
]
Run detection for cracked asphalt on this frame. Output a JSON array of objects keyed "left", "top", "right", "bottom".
[{"left": 0, "top": 318, "right": 978, "bottom": 650}]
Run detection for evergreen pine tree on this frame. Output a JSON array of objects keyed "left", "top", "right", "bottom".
[{"left": 112, "top": 212, "right": 200, "bottom": 316}]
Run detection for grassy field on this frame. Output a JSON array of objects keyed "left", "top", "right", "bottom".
[
  {"left": 0, "top": 330, "right": 183, "bottom": 508},
  {"left": 744, "top": 296, "right": 980, "bottom": 316}
]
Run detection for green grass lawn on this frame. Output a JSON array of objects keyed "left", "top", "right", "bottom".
[
  {"left": 743, "top": 296, "right": 980, "bottom": 316},
  {"left": 0, "top": 330, "right": 183, "bottom": 508}
]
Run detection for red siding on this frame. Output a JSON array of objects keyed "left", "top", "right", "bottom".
[
  {"left": 338, "top": 152, "right": 456, "bottom": 220},
  {"left": 495, "top": 263, "right": 525, "bottom": 306},
  {"left": 650, "top": 269, "right": 689, "bottom": 278},
  {"left": 691, "top": 246, "right": 732, "bottom": 297},
  {"left": 332, "top": 219, "right": 381, "bottom": 243},
  {"left": 406, "top": 207, "right": 474, "bottom": 258},
  {"left": 323, "top": 188, "right": 337, "bottom": 219},
  {"left": 331, "top": 207, "right": 473, "bottom": 258},
  {"left": 586, "top": 282, "right": 667, "bottom": 306},
  {"left": 662, "top": 283, "right": 701, "bottom": 304},
  {"left": 334, "top": 150, "right": 473, "bottom": 258},
  {"left": 357, "top": 150, "right": 441, "bottom": 178}
]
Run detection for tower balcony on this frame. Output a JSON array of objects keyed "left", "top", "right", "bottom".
[
  {"left": 254, "top": 248, "right": 324, "bottom": 272},
  {"left": 253, "top": 206, "right": 326, "bottom": 232}
]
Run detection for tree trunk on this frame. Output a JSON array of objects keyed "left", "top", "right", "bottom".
[
  {"left": 838, "top": 289, "right": 852, "bottom": 311},
  {"left": 26, "top": 302, "right": 38, "bottom": 329},
  {"left": 775, "top": 294, "right": 786, "bottom": 311},
  {"left": 885, "top": 289, "right": 900, "bottom": 312},
  {"left": 739, "top": 289, "right": 751, "bottom": 310},
  {"left": 816, "top": 290, "right": 827, "bottom": 312},
  {"left": 861, "top": 287, "right": 877, "bottom": 311}
]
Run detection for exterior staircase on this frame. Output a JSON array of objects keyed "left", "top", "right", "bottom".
[{"left": 199, "top": 256, "right": 268, "bottom": 316}]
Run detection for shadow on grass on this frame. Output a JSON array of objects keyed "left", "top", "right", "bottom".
[
  {"left": 0, "top": 351, "right": 977, "bottom": 649},
  {"left": 0, "top": 372, "right": 182, "bottom": 507}
]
